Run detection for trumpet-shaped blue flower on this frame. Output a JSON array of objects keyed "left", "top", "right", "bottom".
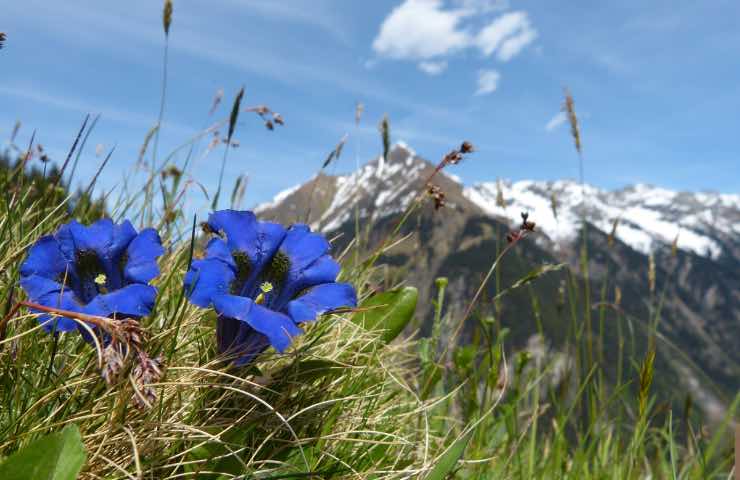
[
  {"left": 20, "top": 219, "right": 165, "bottom": 333},
  {"left": 184, "top": 210, "right": 357, "bottom": 364}
]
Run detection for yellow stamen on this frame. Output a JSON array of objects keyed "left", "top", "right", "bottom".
[
  {"left": 94, "top": 274, "right": 107, "bottom": 285},
  {"left": 254, "top": 282, "right": 274, "bottom": 305}
]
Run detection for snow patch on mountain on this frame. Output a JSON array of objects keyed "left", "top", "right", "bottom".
[
  {"left": 255, "top": 142, "right": 738, "bottom": 261},
  {"left": 255, "top": 181, "right": 305, "bottom": 213},
  {"left": 464, "top": 180, "right": 738, "bottom": 258}
]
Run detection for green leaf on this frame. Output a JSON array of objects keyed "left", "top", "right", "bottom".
[
  {"left": 0, "top": 424, "right": 86, "bottom": 480},
  {"left": 425, "top": 428, "right": 475, "bottom": 480},
  {"left": 354, "top": 287, "right": 418, "bottom": 344}
]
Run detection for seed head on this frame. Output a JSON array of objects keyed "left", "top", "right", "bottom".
[
  {"left": 520, "top": 212, "right": 535, "bottom": 232},
  {"left": 101, "top": 344, "right": 125, "bottom": 385},
  {"left": 562, "top": 88, "right": 581, "bottom": 155},
  {"left": 648, "top": 253, "right": 656, "bottom": 294},
  {"left": 163, "top": 0, "right": 173, "bottom": 36},
  {"left": 0, "top": 32, "right": 6, "bottom": 50},
  {"left": 209, "top": 88, "right": 224, "bottom": 116},
  {"left": 131, "top": 354, "right": 164, "bottom": 410},
  {"left": 427, "top": 184, "right": 446, "bottom": 210},
  {"left": 608, "top": 217, "right": 620, "bottom": 248},
  {"left": 495, "top": 180, "right": 506, "bottom": 209},
  {"left": 355, "top": 102, "right": 364, "bottom": 126},
  {"left": 227, "top": 87, "right": 245, "bottom": 143}
]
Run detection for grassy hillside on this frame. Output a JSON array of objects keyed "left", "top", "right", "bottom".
[{"left": 0, "top": 6, "right": 737, "bottom": 478}]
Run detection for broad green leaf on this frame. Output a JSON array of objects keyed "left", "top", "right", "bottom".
[
  {"left": 354, "top": 287, "right": 418, "bottom": 344},
  {"left": 0, "top": 424, "right": 86, "bottom": 480},
  {"left": 425, "top": 428, "right": 475, "bottom": 480}
]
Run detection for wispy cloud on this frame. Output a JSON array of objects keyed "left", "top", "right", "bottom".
[
  {"left": 475, "top": 69, "right": 500, "bottom": 95},
  {"left": 496, "top": 18, "right": 538, "bottom": 61},
  {"left": 218, "top": 0, "right": 351, "bottom": 44},
  {"left": 476, "top": 11, "right": 536, "bottom": 60},
  {"left": 418, "top": 60, "right": 448, "bottom": 75},
  {"left": 544, "top": 111, "right": 566, "bottom": 132},
  {"left": 453, "top": 0, "right": 509, "bottom": 14},
  {"left": 6, "top": 0, "right": 447, "bottom": 115},
  {"left": 0, "top": 84, "right": 195, "bottom": 134}
]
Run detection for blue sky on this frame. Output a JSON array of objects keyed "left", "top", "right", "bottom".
[{"left": 2, "top": 0, "right": 739, "bottom": 214}]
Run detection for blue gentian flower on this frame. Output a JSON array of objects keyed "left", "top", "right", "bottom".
[
  {"left": 184, "top": 210, "right": 357, "bottom": 364},
  {"left": 20, "top": 219, "right": 165, "bottom": 333}
]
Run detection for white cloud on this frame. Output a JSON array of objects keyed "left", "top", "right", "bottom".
[
  {"left": 476, "top": 11, "right": 537, "bottom": 60},
  {"left": 372, "top": 1, "right": 537, "bottom": 65},
  {"left": 418, "top": 60, "right": 448, "bottom": 75},
  {"left": 545, "top": 111, "right": 567, "bottom": 131},
  {"left": 475, "top": 69, "right": 500, "bottom": 95},
  {"left": 498, "top": 25, "right": 537, "bottom": 61},
  {"left": 372, "top": 0, "right": 471, "bottom": 60},
  {"left": 453, "top": 0, "right": 509, "bottom": 14}
]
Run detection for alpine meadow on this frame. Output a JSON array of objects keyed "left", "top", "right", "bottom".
[{"left": 0, "top": 1, "right": 738, "bottom": 479}]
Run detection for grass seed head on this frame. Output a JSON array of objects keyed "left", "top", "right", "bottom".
[
  {"left": 163, "top": 0, "right": 173, "bottom": 36},
  {"left": 379, "top": 114, "right": 390, "bottom": 162},
  {"left": 355, "top": 102, "right": 364, "bottom": 125},
  {"left": 227, "top": 87, "right": 245, "bottom": 142},
  {"left": 426, "top": 183, "right": 446, "bottom": 210},
  {"left": 608, "top": 217, "right": 620, "bottom": 248},
  {"left": 209, "top": 88, "right": 224, "bottom": 116},
  {"left": 562, "top": 88, "right": 581, "bottom": 155}
]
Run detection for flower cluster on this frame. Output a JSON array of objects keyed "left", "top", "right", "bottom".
[
  {"left": 19, "top": 211, "right": 356, "bottom": 370},
  {"left": 184, "top": 210, "right": 357, "bottom": 364},
  {"left": 20, "top": 219, "right": 164, "bottom": 333}
]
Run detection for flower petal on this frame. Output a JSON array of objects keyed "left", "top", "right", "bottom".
[
  {"left": 286, "top": 282, "right": 357, "bottom": 324},
  {"left": 68, "top": 218, "right": 114, "bottom": 257},
  {"left": 54, "top": 222, "right": 77, "bottom": 263},
  {"left": 124, "top": 228, "right": 164, "bottom": 284},
  {"left": 20, "top": 274, "right": 67, "bottom": 301},
  {"left": 21, "top": 275, "right": 82, "bottom": 332},
  {"left": 204, "top": 238, "right": 235, "bottom": 268},
  {"left": 83, "top": 284, "right": 157, "bottom": 318},
  {"left": 277, "top": 255, "right": 340, "bottom": 305},
  {"left": 35, "top": 294, "right": 82, "bottom": 332},
  {"left": 20, "top": 236, "right": 70, "bottom": 280},
  {"left": 207, "top": 210, "right": 286, "bottom": 269},
  {"left": 280, "top": 224, "right": 331, "bottom": 274},
  {"left": 212, "top": 294, "right": 302, "bottom": 353},
  {"left": 110, "top": 220, "right": 138, "bottom": 258},
  {"left": 216, "top": 317, "right": 270, "bottom": 365},
  {"left": 183, "top": 258, "right": 235, "bottom": 308}
]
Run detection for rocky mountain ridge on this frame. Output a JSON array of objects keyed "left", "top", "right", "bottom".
[{"left": 255, "top": 143, "right": 740, "bottom": 422}]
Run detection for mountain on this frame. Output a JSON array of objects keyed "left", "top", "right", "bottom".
[{"left": 255, "top": 143, "right": 740, "bottom": 421}]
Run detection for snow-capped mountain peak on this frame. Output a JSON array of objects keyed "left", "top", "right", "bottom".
[
  {"left": 464, "top": 180, "right": 739, "bottom": 258},
  {"left": 256, "top": 143, "right": 739, "bottom": 260}
]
